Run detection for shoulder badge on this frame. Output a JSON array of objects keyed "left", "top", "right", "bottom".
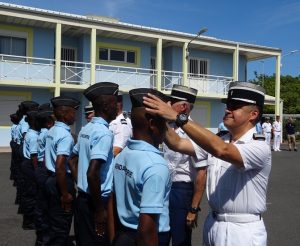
[
  {"left": 120, "top": 118, "right": 127, "bottom": 125},
  {"left": 253, "top": 133, "right": 265, "bottom": 141}
]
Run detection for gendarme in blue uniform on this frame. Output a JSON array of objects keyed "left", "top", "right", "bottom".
[
  {"left": 37, "top": 128, "right": 48, "bottom": 162},
  {"left": 16, "top": 116, "right": 29, "bottom": 144},
  {"left": 45, "top": 121, "right": 74, "bottom": 173},
  {"left": 23, "top": 128, "right": 39, "bottom": 159},
  {"left": 113, "top": 139, "right": 171, "bottom": 232},
  {"left": 73, "top": 117, "right": 114, "bottom": 198}
]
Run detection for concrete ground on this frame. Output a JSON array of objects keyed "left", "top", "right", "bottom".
[{"left": 0, "top": 143, "right": 299, "bottom": 245}]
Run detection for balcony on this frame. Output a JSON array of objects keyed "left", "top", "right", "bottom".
[{"left": 0, "top": 54, "right": 233, "bottom": 96}]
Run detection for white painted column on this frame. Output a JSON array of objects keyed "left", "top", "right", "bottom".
[
  {"left": 156, "top": 38, "right": 162, "bottom": 91},
  {"left": 54, "top": 23, "right": 62, "bottom": 96},
  {"left": 182, "top": 42, "right": 188, "bottom": 86},
  {"left": 90, "top": 28, "right": 96, "bottom": 85},
  {"left": 275, "top": 55, "right": 281, "bottom": 116},
  {"left": 233, "top": 44, "right": 239, "bottom": 81}
]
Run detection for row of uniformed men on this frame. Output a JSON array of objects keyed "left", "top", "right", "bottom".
[{"left": 9, "top": 82, "right": 203, "bottom": 246}]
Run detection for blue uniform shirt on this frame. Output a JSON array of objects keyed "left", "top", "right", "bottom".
[
  {"left": 113, "top": 139, "right": 171, "bottom": 232},
  {"left": 73, "top": 117, "right": 114, "bottom": 198},
  {"left": 16, "top": 116, "right": 29, "bottom": 144},
  {"left": 45, "top": 121, "right": 74, "bottom": 173},
  {"left": 23, "top": 128, "right": 39, "bottom": 159},
  {"left": 37, "top": 128, "right": 48, "bottom": 162},
  {"left": 11, "top": 124, "right": 17, "bottom": 141}
]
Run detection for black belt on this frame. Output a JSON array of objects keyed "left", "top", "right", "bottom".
[
  {"left": 47, "top": 170, "right": 72, "bottom": 177},
  {"left": 172, "top": 181, "right": 193, "bottom": 189}
]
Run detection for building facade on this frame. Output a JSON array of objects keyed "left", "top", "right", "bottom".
[{"left": 0, "top": 2, "right": 282, "bottom": 146}]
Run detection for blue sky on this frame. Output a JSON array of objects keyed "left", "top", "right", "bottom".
[{"left": 3, "top": 0, "right": 300, "bottom": 79}]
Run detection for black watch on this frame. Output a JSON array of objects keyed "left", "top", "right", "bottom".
[
  {"left": 175, "top": 113, "right": 188, "bottom": 127},
  {"left": 189, "top": 207, "right": 201, "bottom": 214}
]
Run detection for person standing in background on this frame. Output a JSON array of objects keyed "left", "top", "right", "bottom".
[
  {"left": 272, "top": 115, "right": 282, "bottom": 151},
  {"left": 285, "top": 117, "right": 297, "bottom": 151},
  {"left": 262, "top": 117, "right": 272, "bottom": 146},
  {"left": 109, "top": 91, "right": 132, "bottom": 157},
  {"left": 84, "top": 104, "right": 95, "bottom": 123}
]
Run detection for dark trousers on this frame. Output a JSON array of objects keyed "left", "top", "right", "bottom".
[
  {"left": 113, "top": 226, "right": 170, "bottom": 246},
  {"left": 169, "top": 182, "right": 194, "bottom": 246},
  {"left": 15, "top": 144, "right": 25, "bottom": 206},
  {"left": 10, "top": 141, "right": 17, "bottom": 180},
  {"left": 20, "top": 158, "right": 37, "bottom": 219},
  {"left": 34, "top": 163, "right": 50, "bottom": 241},
  {"left": 74, "top": 192, "right": 109, "bottom": 246},
  {"left": 45, "top": 173, "right": 75, "bottom": 246}
]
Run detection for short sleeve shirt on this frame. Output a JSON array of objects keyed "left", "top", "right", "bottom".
[
  {"left": 16, "top": 116, "right": 29, "bottom": 144},
  {"left": 164, "top": 126, "right": 207, "bottom": 182},
  {"left": 262, "top": 122, "right": 272, "bottom": 133},
  {"left": 23, "top": 129, "right": 39, "bottom": 159},
  {"left": 37, "top": 128, "right": 48, "bottom": 162},
  {"left": 44, "top": 121, "right": 74, "bottom": 173},
  {"left": 11, "top": 124, "right": 17, "bottom": 141},
  {"left": 192, "top": 128, "right": 272, "bottom": 214},
  {"left": 74, "top": 117, "right": 114, "bottom": 198},
  {"left": 113, "top": 139, "right": 171, "bottom": 232},
  {"left": 109, "top": 114, "right": 132, "bottom": 149},
  {"left": 272, "top": 121, "right": 281, "bottom": 132}
]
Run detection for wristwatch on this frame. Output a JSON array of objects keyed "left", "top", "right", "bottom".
[
  {"left": 189, "top": 207, "right": 201, "bottom": 214},
  {"left": 175, "top": 113, "right": 188, "bottom": 127}
]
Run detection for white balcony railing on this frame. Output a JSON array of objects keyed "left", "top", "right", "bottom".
[
  {"left": 61, "top": 60, "right": 91, "bottom": 85},
  {"left": 187, "top": 73, "right": 233, "bottom": 95},
  {"left": 0, "top": 54, "right": 54, "bottom": 83},
  {"left": 161, "top": 70, "right": 183, "bottom": 90},
  {"left": 95, "top": 64, "right": 157, "bottom": 90},
  {"left": 0, "top": 54, "right": 233, "bottom": 95}
]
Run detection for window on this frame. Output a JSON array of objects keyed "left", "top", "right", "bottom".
[
  {"left": 0, "top": 35, "right": 26, "bottom": 59},
  {"left": 61, "top": 47, "right": 76, "bottom": 66},
  {"left": 99, "top": 48, "right": 136, "bottom": 64},
  {"left": 189, "top": 58, "right": 208, "bottom": 76}
]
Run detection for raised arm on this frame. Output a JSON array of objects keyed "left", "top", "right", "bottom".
[
  {"left": 164, "top": 124, "right": 196, "bottom": 156},
  {"left": 143, "top": 94, "right": 244, "bottom": 168}
]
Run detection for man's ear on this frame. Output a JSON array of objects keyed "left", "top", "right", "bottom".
[
  {"left": 181, "top": 102, "right": 188, "bottom": 113},
  {"left": 148, "top": 118, "right": 155, "bottom": 131},
  {"left": 250, "top": 108, "right": 259, "bottom": 122}
]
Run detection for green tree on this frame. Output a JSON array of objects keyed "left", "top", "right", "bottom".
[{"left": 250, "top": 73, "right": 300, "bottom": 114}]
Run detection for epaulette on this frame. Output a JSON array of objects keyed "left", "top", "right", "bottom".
[
  {"left": 120, "top": 118, "right": 127, "bottom": 125},
  {"left": 253, "top": 133, "right": 265, "bottom": 141}
]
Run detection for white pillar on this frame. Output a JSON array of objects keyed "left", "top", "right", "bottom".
[
  {"left": 54, "top": 23, "right": 62, "bottom": 96},
  {"left": 275, "top": 55, "right": 281, "bottom": 116},
  {"left": 233, "top": 44, "right": 239, "bottom": 81},
  {"left": 182, "top": 42, "right": 188, "bottom": 86},
  {"left": 156, "top": 38, "right": 162, "bottom": 91},
  {"left": 90, "top": 28, "right": 96, "bottom": 85}
]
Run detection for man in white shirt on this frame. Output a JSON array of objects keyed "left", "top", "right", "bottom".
[
  {"left": 272, "top": 115, "right": 281, "bottom": 151},
  {"left": 163, "top": 85, "right": 207, "bottom": 246},
  {"left": 143, "top": 81, "right": 272, "bottom": 246},
  {"left": 109, "top": 92, "right": 132, "bottom": 156},
  {"left": 262, "top": 117, "right": 272, "bottom": 146}
]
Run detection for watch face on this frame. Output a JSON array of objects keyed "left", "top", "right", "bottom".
[{"left": 179, "top": 114, "right": 188, "bottom": 121}]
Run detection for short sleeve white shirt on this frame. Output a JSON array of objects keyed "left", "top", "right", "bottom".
[
  {"left": 202, "top": 128, "right": 271, "bottom": 214},
  {"left": 109, "top": 113, "right": 132, "bottom": 149}
]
